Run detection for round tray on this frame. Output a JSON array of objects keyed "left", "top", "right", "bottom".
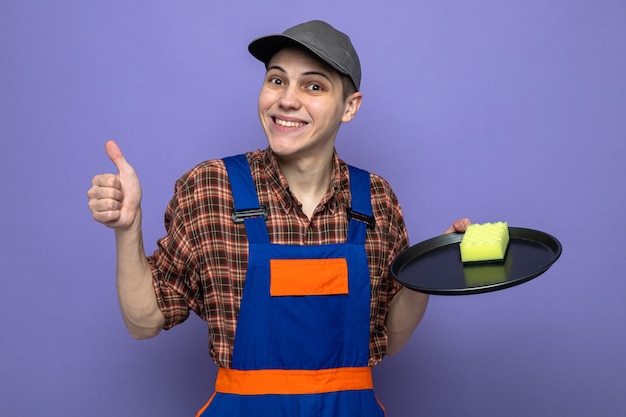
[{"left": 390, "top": 227, "right": 562, "bottom": 295}]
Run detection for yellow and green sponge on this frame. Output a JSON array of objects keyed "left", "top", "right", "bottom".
[{"left": 460, "top": 222, "right": 509, "bottom": 263}]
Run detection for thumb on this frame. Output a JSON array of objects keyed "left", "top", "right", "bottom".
[{"left": 104, "top": 140, "right": 131, "bottom": 174}]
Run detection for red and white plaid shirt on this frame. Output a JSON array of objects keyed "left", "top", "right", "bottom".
[{"left": 148, "top": 148, "right": 408, "bottom": 367}]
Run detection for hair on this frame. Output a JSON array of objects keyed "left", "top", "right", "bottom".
[{"left": 340, "top": 73, "right": 358, "bottom": 101}]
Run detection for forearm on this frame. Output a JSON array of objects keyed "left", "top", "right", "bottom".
[
  {"left": 114, "top": 214, "right": 165, "bottom": 339},
  {"left": 385, "top": 287, "right": 429, "bottom": 355}
]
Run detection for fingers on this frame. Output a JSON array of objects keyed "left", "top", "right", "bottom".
[
  {"left": 89, "top": 174, "right": 123, "bottom": 202},
  {"left": 453, "top": 218, "right": 471, "bottom": 232},
  {"left": 87, "top": 173, "right": 124, "bottom": 224},
  {"left": 442, "top": 218, "right": 471, "bottom": 234},
  {"left": 91, "top": 172, "right": 121, "bottom": 189},
  {"left": 88, "top": 141, "right": 143, "bottom": 229}
]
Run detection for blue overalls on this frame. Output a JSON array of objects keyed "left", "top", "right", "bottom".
[{"left": 197, "top": 155, "right": 385, "bottom": 417}]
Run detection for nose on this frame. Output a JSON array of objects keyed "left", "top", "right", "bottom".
[{"left": 278, "top": 84, "right": 301, "bottom": 110}]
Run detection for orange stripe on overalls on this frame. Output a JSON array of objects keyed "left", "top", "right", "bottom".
[{"left": 215, "top": 367, "right": 373, "bottom": 395}]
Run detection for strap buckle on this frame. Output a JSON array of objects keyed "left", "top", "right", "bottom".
[
  {"left": 232, "top": 205, "right": 268, "bottom": 224},
  {"left": 347, "top": 208, "right": 375, "bottom": 229}
]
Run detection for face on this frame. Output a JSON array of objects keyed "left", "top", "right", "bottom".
[{"left": 258, "top": 47, "right": 362, "bottom": 163}]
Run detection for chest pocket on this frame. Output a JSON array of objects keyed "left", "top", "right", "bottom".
[{"left": 270, "top": 258, "right": 349, "bottom": 296}]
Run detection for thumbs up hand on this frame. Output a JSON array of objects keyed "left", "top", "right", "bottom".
[{"left": 88, "top": 140, "right": 142, "bottom": 230}]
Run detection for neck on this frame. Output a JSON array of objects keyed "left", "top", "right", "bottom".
[{"left": 277, "top": 153, "right": 334, "bottom": 219}]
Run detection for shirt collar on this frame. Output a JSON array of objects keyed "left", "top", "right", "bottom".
[{"left": 262, "top": 148, "right": 349, "bottom": 216}]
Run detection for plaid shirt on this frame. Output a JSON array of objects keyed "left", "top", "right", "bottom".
[{"left": 148, "top": 148, "right": 408, "bottom": 367}]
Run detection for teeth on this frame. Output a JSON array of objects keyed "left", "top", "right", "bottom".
[{"left": 275, "top": 118, "right": 305, "bottom": 128}]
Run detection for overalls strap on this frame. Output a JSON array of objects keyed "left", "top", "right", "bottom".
[
  {"left": 223, "top": 154, "right": 269, "bottom": 243},
  {"left": 347, "top": 165, "right": 374, "bottom": 245}
]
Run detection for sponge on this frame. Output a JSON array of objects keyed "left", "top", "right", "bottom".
[{"left": 460, "top": 222, "right": 509, "bottom": 263}]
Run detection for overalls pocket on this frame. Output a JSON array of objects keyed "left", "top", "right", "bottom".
[{"left": 269, "top": 258, "right": 349, "bottom": 369}]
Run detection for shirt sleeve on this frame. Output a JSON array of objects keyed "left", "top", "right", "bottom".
[
  {"left": 371, "top": 173, "right": 408, "bottom": 301},
  {"left": 367, "top": 173, "right": 409, "bottom": 364},
  {"left": 147, "top": 169, "right": 205, "bottom": 330},
  {"left": 386, "top": 195, "right": 408, "bottom": 302}
]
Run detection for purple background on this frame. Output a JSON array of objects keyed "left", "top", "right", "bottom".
[{"left": 2, "top": 1, "right": 625, "bottom": 416}]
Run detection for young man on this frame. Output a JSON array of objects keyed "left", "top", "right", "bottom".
[{"left": 88, "top": 20, "right": 469, "bottom": 417}]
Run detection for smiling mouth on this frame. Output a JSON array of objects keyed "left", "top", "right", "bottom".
[{"left": 274, "top": 117, "right": 306, "bottom": 128}]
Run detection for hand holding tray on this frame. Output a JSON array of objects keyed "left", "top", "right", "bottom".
[{"left": 390, "top": 227, "right": 562, "bottom": 295}]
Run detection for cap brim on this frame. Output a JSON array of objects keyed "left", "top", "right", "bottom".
[{"left": 248, "top": 35, "right": 308, "bottom": 66}]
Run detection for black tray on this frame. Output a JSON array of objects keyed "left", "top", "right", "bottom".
[{"left": 390, "top": 227, "right": 562, "bottom": 295}]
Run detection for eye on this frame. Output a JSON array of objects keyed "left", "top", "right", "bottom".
[
  {"left": 306, "top": 83, "right": 323, "bottom": 92},
  {"left": 269, "top": 77, "right": 283, "bottom": 86}
]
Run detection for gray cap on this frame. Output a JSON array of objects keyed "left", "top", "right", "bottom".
[{"left": 248, "top": 20, "right": 361, "bottom": 91}]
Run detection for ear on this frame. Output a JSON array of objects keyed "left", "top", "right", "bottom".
[{"left": 341, "top": 92, "right": 363, "bottom": 123}]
